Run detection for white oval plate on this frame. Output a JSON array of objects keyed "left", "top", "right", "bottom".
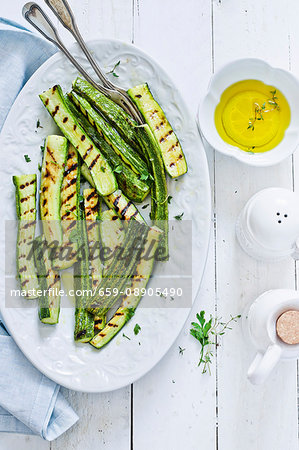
[{"left": 0, "top": 39, "right": 211, "bottom": 392}]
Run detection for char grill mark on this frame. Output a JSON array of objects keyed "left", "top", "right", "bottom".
[{"left": 88, "top": 153, "right": 100, "bottom": 171}]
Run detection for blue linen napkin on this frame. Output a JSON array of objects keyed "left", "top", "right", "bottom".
[{"left": 0, "top": 18, "right": 79, "bottom": 440}]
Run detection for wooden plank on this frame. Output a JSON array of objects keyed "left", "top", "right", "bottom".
[
  {"left": 0, "top": 434, "right": 49, "bottom": 450},
  {"left": 51, "top": 387, "right": 131, "bottom": 450},
  {"left": 287, "top": 8, "right": 299, "bottom": 419},
  {"left": 132, "top": 1, "right": 217, "bottom": 449},
  {"left": 212, "top": 0, "right": 298, "bottom": 449}
]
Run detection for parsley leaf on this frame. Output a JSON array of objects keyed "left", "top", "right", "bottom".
[
  {"left": 113, "top": 164, "right": 123, "bottom": 174},
  {"left": 190, "top": 311, "right": 241, "bottom": 374},
  {"left": 174, "top": 212, "right": 184, "bottom": 220},
  {"left": 24, "top": 155, "right": 31, "bottom": 163},
  {"left": 134, "top": 323, "right": 141, "bottom": 335}
]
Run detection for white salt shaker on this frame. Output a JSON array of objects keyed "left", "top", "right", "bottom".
[
  {"left": 236, "top": 188, "right": 299, "bottom": 262},
  {"left": 244, "top": 289, "right": 299, "bottom": 384}
]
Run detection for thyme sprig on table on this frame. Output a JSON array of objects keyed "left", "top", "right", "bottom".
[
  {"left": 190, "top": 311, "right": 241, "bottom": 374},
  {"left": 247, "top": 90, "right": 280, "bottom": 131}
]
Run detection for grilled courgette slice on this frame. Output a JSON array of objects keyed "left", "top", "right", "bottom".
[
  {"left": 128, "top": 83, "right": 187, "bottom": 178},
  {"left": 39, "top": 85, "right": 117, "bottom": 196},
  {"left": 54, "top": 144, "right": 80, "bottom": 269},
  {"left": 90, "top": 226, "right": 161, "bottom": 348},
  {"left": 13, "top": 174, "right": 39, "bottom": 298},
  {"left": 83, "top": 188, "right": 105, "bottom": 332},
  {"left": 73, "top": 207, "right": 94, "bottom": 342},
  {"left": 72, "top": 77, "right": 144, "bottom": 156},
  {"left": 40, "top": 135, "right": 68, "bottom": 245},
  {"left": 34, "top": 235, "right": 61, "bottom": 324},
  {"left": 137, "top": 125, "right": 169, "bottom": 260},
  {"left": 100, "top": 208, "right": 125, "bottom": 273},
  {"left": 84, "top": 188, "right": 101, "bottom": 291},
  {"left": 65, "top": 95, "right": 150, "bottom": 203},
  {"left": 104, "top": 189, "right": 145, "bottom": 223},
  {"left": 69, "top": 91, "right": 149, "bottom": 177},
  {"left": 80, "top": 161, "right": 145, "bottom": 224},
  {"left": 87, "top": 220, "right": 148, "bottom": 317}
]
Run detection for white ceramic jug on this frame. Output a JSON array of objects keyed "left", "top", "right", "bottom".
[
  {"left": 244, "top": 289, "right": 299, "bottom": 385},
  {"left": 236, "top": 188, "right": 299, "bottom": 262}
]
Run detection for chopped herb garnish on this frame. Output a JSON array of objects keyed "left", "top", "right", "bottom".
[
  {"left": 142, "top": 204, "right": 149, "bottom": 209},
  {"left": 100, "top": 167, "right": 106, "bottom": 173},
  {"left": 107, "top": 60, "right": 121, "bottom": 78},
  {"left": 40, "top": 145, "right": 45, "bottom": 153},
  {"left": 174, "top": 212, "right": 184, "bottom": 220},
  {"left": 179, "top": 346, "right": 185, "bottom": 355},
  {"left": 24, "top": 154, "right": 31, "bottom": 163},
  {"left": 190, "top": 311, "right": 241, "bottom": 374},
  {"left": 36, "top": 119, "right": 43, "bottom": 129},
  {"left": 140, "top": 171, "right": 154, "bottom": 181},
  {"left": 78, "top": 194, "right": 84, "bottom": 203},
  {"left": 134, "top": 324, "right": 141, "bottom": 335},
  {"left": 123, "top": 333, "right": 131, "bottom": 340},
  {"left": 167, "top": 195, "right": 173, "bottom": 205},
  {"left": 38, "top": 163, "right": 42, "bottom": 172},
  {"left": 113, "top": 164, "right": 123, "bottom": 174},
  {"left": 65, "top": 209, "right": 78, "bottom": 218},
  {"left": 127, "top": 309, "right": 135, "bottom": 320},
  {"left": 248, "top": 90, "right": 280, "bottom": 131}
]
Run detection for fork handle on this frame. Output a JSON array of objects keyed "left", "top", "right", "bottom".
[
  {"left": 23, "top": 3, "right": 112, "bottom": 96},
  {"left": 44, "top": 0, "right": 121, "bottom": 92}
]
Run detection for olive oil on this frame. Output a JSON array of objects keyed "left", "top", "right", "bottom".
[{"left": 214, "top": 80, "right": 290, "bottom": 153}]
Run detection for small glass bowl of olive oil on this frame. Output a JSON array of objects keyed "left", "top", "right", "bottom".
[{"left": 198, "top": 59, "right": 299, "bottom": 166}]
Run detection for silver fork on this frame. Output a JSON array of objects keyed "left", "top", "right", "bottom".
[{"left": 22, "top": 1, "right": 144, "bottom": 123}]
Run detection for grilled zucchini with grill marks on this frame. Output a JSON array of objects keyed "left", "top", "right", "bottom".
[
  {"left": 100, "top": 209, "right": 125, "bottom": 273},
  {"left": 34, "top": 235, "right": 61, "bottom": 324},
  {"left": 40, "top": 135, "right": 68, "bottom": 246},
  {"left": 39, "top": 85, "right": 117, "bottom": 196},
  {"left": 87, "top": 220, "right": 148, "bottom": 317},
  {"left": 74, "top": 208, "right": 94, "bottom": 342},
  {"left": 104, "top": 189, "right": 145, "bottom": 223},
  {"left": 13, "top": 174, "right": 39, "bottom": 298},
  {"left": 54, "top": 144, "right": 80, "bottom": 270},
  {"left": 81, "top": 162, "right": 95, "bottom": 187},
  {"left": 72, "top": 77, "right": 144, "bottom": 155},
  {"left": 83, "top": 188, "right": 105, "bottom": 332},
  {"left": 128, "top": 83, "right": 187, "bottom": 178},
  {"left": 137, "top": 125, "right": 168, "bottom": 260},
  {"left": 80, "top": 163, "right": 146, "bottom": 223},
  {"left": 69, "top": 91, "right": 149, "bottom": 177},
  {"left": 65, "top": 96, "right": 150, "bottom": 203},
  {"left": 90, "top": 226, "right": 161, "bottom": 348}
]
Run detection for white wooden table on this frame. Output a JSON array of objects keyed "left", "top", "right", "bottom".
[{"left": 1, "top": 1, "right": 299, "bottom": 449}]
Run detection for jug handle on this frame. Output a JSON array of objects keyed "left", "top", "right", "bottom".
[{"left": 247, "top": 344, "right": 282, "bottom": 385}]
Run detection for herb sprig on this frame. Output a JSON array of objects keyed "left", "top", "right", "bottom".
[
  {"left": 107, "top": 61, "right": 121, "bottom": 78},
  {"left": 247, "top": 90, "right": 280, "bottom": 131},
  {"left": 190, "top": 311, "right": 241, "bottom": 374}
]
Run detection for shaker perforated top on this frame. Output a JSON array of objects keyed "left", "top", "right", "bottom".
[{"left": 247, "top": 188, "right": 299, "bottom": 252}]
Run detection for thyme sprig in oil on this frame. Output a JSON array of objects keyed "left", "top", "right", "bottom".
[{"left": 247, "top": 90, "right": 280, "bottom": 131}]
